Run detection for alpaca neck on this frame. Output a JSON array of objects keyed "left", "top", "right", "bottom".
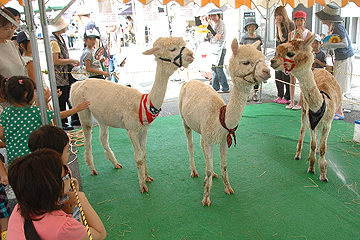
[
  {"left": 225, "top": 81, "right": 253, "bottom": 129},
  {"left": 148, "top": 62, "right": 176, "bottom": 109},
  {"left": 292, "top": 68, "right": 323, "bottom": 112}
]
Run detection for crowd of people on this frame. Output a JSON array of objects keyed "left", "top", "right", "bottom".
[{"left": 0, "top": 3, "right": 355, "bottom": 239}]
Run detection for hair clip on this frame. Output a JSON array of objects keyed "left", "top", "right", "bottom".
[{"left": 18, "top": 80, "right": 24, "bottom": 84}]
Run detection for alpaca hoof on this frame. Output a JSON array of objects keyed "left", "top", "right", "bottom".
[
  {"left": 202, "top": 197, "right": 211, "bottom": 206},
  {"left": 307, "top": 169, "right": 315, "bottom": 174},
  {"left": 294, "top": 156, "right": 301, "bottom": 160},
  {"left": 212, "top": 172, "right": 218, "bottom": 178},
  {"left": 191, "top": 170, "right": 199, "bottom": 178},
  {"left": 320, "top": 177, "right": 328, "bottom": 182},
  {"left": 140, "top": 185, "right": 149, "bottom": 193},
  {"left": 146, "top": 176, "right": 154, "bottom": 182},
  {"left": 225, "top": 187, "right": 234, "bottom": 195},
  {"left": 90, "top": 169, "right": 98, "bottom": 175},
  {"left": 114, "top": 163, "right": 122, "bottom": 169}
]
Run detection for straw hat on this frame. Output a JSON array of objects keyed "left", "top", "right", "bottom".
[
  {"left": 244, "top": 18, "right": 258, "bottom": 31},
  {"left": 49, "top": 16, "right": 69, "bottom": 33},
  {"left": 315, "top": 4, "right": 342, "bottom": 22}
]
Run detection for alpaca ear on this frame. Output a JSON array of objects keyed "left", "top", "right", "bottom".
[
  {"left": 251, "top": 40, "right": 261, "bottom": 50},
  {"left": 301, "top": 34, "right": 316, "bottom": 51},
  {"left": 231, "top": 38, "right": 239, "bottom": 55},
  {"left": 143, "top": 47, "right": 161, "bottom": 55}
]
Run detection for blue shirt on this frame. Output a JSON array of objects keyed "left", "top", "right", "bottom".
[{"left": 332, "top": 22, "right": 354, "bottom": 60}]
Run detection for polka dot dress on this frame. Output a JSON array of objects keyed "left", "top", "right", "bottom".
[{"left": 0, "top": 105, "right": 54, "bottom": 165}]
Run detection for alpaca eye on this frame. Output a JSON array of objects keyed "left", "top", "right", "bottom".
[
  {"left": 170, "top": 48, "right": 176, "bottom": 52},
  {"left": 243, "top": 61, "right": 250, "bottom": 65},
  {"left": 287, "top": 52, "right": 295, "bottom": 58}
]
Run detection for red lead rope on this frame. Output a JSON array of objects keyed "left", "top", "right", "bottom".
[
  {"left": 219, "top": 106, "right": 238, "bottom": 148},
  {"left": 283, "top": 57, "right": 295, "bottom": 75}
]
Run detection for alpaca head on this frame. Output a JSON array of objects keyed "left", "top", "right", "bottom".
[
  {"left": 270, "top": 34, "right": 316, "bottom": 76},
  {"left": 228, "top": 38, "right": 271, "bottom": 89},
  {"left": 142, "top": 37, "right": 194, "bottom": 71}
]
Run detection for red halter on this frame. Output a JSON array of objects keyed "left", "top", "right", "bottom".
[{"left": 283, "top": 57, "right": 295, "bottom": 75}]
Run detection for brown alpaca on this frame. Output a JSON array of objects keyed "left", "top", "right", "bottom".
[
  {"left": 270, "top": 35, "right": 342, "bottom": 182},
  {"left": 179, "top": 39, "right": 271, "bottom": 206},
  {"left": 70, "top": 37, "right": 194, "bottom": 193}
]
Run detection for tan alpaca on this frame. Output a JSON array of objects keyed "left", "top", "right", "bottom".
[
  {"left": 70, "top": 37, "right": 194, "bottom": 193},
  {"left": 270, "top": 35, "right": 342, "bottom": 182},
  {"left": 179, "top": 39, "right": 271, "bottom": 206}
]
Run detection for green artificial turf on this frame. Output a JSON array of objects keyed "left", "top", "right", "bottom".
[{"left": 76, "top": 103, "right": 360, "bottom": 239}]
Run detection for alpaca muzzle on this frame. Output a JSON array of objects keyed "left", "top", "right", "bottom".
[{"left": 159, "top": 46, "right": 186, "bottom": 67}]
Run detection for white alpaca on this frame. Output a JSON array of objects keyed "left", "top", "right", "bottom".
[
  {"left": 70, "top": 37, "right": 194, "bottom": 193},
  {"left": 270, "top": 35, "right": 342, "bottom": 182},
  {"left": 179, "top": 39, "right": 271, "bottom": 206}
]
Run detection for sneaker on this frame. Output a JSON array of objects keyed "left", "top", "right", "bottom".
[
  {"left": 278, "top": 98, "right": 290, "bottom": 104},
  {"left": 62, "top": 124, "right": 74, "bottom": 131},
  {"left": 222, "top": 90, "right": 230, "bottom": 93},
  {"left": 292, "top": 105, "right": 302, "bottom": 110},
  {"left": 273, "top": 97, "right": 282, "bottom": 103},
  {"left": 286, "top": 104, "right": 294, "bottom": 109}
]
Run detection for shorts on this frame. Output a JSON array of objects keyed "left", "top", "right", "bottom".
[{"left": 0, "top": 184, "right": 10, "bottom": 219}]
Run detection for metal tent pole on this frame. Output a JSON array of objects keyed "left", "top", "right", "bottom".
[
  {"left": 37, "top": 0, "right": 62, "bottom": 127},
  {"left": 23, "top": 0, "right": 48, "bottom": 125}
]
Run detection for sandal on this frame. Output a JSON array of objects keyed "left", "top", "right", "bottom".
[
  {"left": 273, "top": 97, "right": 282, "bottom": 103},
  {"left": 292, "top": 105, "right": 302, "bottom": 110},
  {"left": 286, "top": 104, "right": 294, "bottom": 109},
  {"left": 334, "top": 113, "right": 344, "bottom": 120}
]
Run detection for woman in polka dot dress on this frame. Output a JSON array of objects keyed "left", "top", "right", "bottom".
[{"left": 0, "top": 75, "right": 90, "bottom": 166}]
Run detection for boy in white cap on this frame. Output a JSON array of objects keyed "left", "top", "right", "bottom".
[{"left": 316, "top": 4, "right": 354, "bottom": 120}]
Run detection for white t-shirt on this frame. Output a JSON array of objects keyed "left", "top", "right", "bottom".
[{"left": 0, "top": 40, "right": 26, "bottom": 78}]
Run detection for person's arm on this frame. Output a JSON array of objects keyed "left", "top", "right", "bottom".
[
  {"left": 78, "top": 192, "right": 106, "bottom": 240},
  {"left": 0, "top": 161, "right": 8, "bottom": 186},
  {"left": 25, "top": 60, "right": 37, "bottom": 86},
  {"left": 84, "top": 60, "right": 110, "bottom": 77},
  {"left": 0, "top": 126, "right": 5, "bottom": 144},
  {"left": 60, "top": 101, "right": 90, "bottom": 119},
  {"left": 53, "top": 53, "right": 80, "bottom": 66},
  {"left": 276, "top": 22, "right": 286, "bottom": 42}
]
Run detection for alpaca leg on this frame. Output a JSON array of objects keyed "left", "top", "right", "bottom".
[
  {"left": 307, "top": 129, "right": 317, "bottom": 174},
  {"left": 201, "top": 138, "right": 214, "bottom": 206},
  {"left": 219, "top": 142, "right": 233, "bottom": 195},
  {"left": 139, "top": 128, "right": 153, "bottom": 182},
  {"left": 99, "top": 124, "right": 122, "bottom": 169},
  {"left": 78, "top": 109, "right": 97, "bottom": 175},
  {"left": 183, "top": 122, "right": 199, "bottom": 178},
  {"left": 295, "top": 108, "right": 307, "bottom": 160},
  {"left": 127, "top": 130, "right": 148, "bottom": 193},
  {"left": 318, "top": 127, "right": 330, "bottom": 182}
]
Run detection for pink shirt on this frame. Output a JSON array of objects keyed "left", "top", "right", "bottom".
[{"left": 7, "top": 204, "right": 87, "bottom": 240}]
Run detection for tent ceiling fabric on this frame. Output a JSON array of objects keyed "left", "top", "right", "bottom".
[
  {"left": 121, "top": 0, "right": 360, "bottom": 8},
  {"left": 1, "top": 0, "right": 360, "bottom": 11}
]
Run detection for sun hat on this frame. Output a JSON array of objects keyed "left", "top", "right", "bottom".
[
  {"left": 294, "top": 10, "right": 306, "bottom": 19},
  {"left": 314, "top": 34, "right": 322, "bottom": 43},
  {"left": 208, "top": 8, "right": 222, "bottom": 15},
  {"left": 49, "top": 16, "right": 69, "bottom": 33},
  {"left": 16, "top": 31, "right": 29, "bottom": 44},
  {"left": 315, "top": 4, "right": 343, "bottom": 22},
  {"left": 244, "top": 18, "right": 258, "bottom": 31}
]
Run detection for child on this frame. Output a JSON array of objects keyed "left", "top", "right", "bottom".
[
  {"left": 312, "top": 34, "right": 326, "bottom": 69},
  {"left": 7, "top": 149, "right": 107, "bottom": 239},
  {"left": 28, "top": 125, "right": 80, "bottom": 219},
  {"left": 286, "top": 10, "right": 312, "bottom": 110},
  {"left": 239, "top": 18, "right": 263, "bottom": 101},
  {"left": 316, "top": 4, "right": 354, "bottom": 120},
  {"left": 81, "top": 29, "right": 110, "bottom": 79},
  {"left": 0, "top": 75, "right": 90, "bottom": 166}
]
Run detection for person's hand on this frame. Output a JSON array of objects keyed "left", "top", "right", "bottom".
[
  {"left": 104, "top": 72, "right": 110, "bottom": 77},
  {"left": 44, "top": 89, "right": 51, "bottom": 103},
  {"left": 1, "top": 175, "right": 8, "bottom": 185},
  {"left": 215, "top": 33, "right": 221, "bottom": 40},
  {"left": 76, "top": 101, "right": 90, "bottom": 112},
  {"left": 100, "top": 56, "right": 106, "bottom": 62},
  {"left": 71, "top": 59, "right": 80, "bottom": 67}
]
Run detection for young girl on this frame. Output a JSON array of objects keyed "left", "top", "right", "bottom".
[
  {"left": 81, "top": 29, "right": 110, "bottom": 79},
  {"left": 286, "top": 10, "right": 312, "bottom": 110},
  {"left": 273, "top": 6, "right": 294, "bottom": 105},
  {"left": 7, "top": 149, "right": 106, "bottom": 239},
  {"left": 240, "top": 17, "right": 263, "bottom": 101},
  {"left": 0, "top": 75, "right": 90, "bottom": 166}
]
